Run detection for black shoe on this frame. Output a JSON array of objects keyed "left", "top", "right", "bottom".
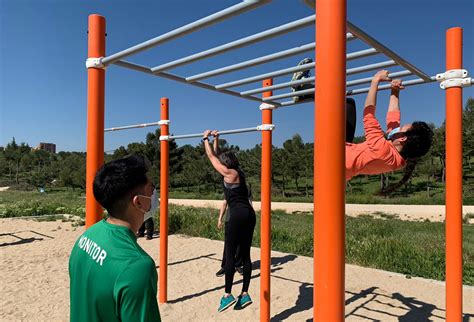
[
  {"left": 235, "top": 266, "right": 243, "bottom": 275},
  {"left": 216, "top": 267, "right": 225, "bottom": 277}
]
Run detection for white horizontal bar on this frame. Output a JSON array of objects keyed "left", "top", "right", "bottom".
[
  {"left": 169, "top": 126, "right": 259, "bottom": 140},
  {"left": 102, "top": 1, "right": 268, "bottom": 65},
  {"left": 152, "top": 15, "right": 316, "bottom": 73},
  {"left": 105, "top": 121, "right": 161, "bottom": 132}
]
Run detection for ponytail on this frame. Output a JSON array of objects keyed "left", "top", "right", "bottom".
[{"left": 381, "top": 158, "right": 418, "bottom": 195}]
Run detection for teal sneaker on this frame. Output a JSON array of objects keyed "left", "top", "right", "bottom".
[
  {"left": 291, "top": 58, "right": 314, "bottom": 102},
  {"left": 218, "top": 294, "right": 236, "bottom": 312},
  {"left": 234, "top": 294, "right": 253, "bottom": 310}
]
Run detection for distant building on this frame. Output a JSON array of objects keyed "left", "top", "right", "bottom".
[{"left": 36, "top": 143, "right": 56, "bottom": 154}]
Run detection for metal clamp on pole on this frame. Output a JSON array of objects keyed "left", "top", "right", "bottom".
[
  {"left": 158, "top": 120, "right": 170, "bottom": 126},
  {"left": 436, "top": 69, "right": 472, "bottom": 89},
  {"left": 86, "top": 57, "right": 106, "bottom": 69},
  {"left": 159, "top": 135, "right": 170, "bottom": 141},
  {"left": 257, "top": 124, "right": 275, "bottom": 131},
  {"left": 259, "top": 103, "right": 276, "bottom": 110}
]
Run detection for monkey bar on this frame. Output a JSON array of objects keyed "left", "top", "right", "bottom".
[{"left": 85, "top": 1, "right": 471, "bottom": 321}]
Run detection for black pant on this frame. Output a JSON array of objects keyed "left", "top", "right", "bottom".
[
  {"left": 138, "top": 218, "right": 154, "bottom": 238},
  {"left": 221, "top": 222, "right": 242, "bottom": 268},
  {"left": 296, "top": 94, "right": 356, "bottom": 142},
  {"left": 346, "top": 97, "right": 357, "bottom": 143},
  {"left": 224, "top": 207, "right": 256, "bottom": 294}
]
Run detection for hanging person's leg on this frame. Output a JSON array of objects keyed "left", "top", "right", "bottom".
[
  {"left": 346, "top": 97, "right": 357, "bottom": 143},
  {"left": 291, "top": 58, "right": 314, "bottom": 103},
  {"left": 234, "top": 245, "right": 243, "bottom": 275}
]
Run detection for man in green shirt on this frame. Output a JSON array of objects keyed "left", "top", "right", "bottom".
[{"left": 69, "top": 155, "right": 161, "bottom": 322}]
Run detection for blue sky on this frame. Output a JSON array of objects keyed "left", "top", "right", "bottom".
[{"left": 1, "top": 0, "right": 473, "bottom": 152}]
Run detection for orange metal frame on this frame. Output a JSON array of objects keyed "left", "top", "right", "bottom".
[
  {"left": 314, "top": 0, "right": 347, "bottom": 320},
  {"left": 159, "top": 98, "right": 170, "bottom": 303},
  {"left": 260, "top": 79, "right": 273, "bottom": 321},
  {"left": 445, "top": 27, "right": 463, "bottom": 322},
  {"left": 85, "top": 4, "right": 465, "bottom": 321},
  {"left": 85, "top": 15, "right": 106, "bottom": 228}
]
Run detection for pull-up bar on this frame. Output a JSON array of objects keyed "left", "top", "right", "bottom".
[
  {"left": 260, "top": 60, "right": 398, "bottom": 102},
  {"left": 101, "top": 0, "right": 268, "bottom": 65},
  {"left": 215, "top": 33, "right": 356, "bottom": 90},
  {"left": 104, "top": 121, "right": 163, "bottom": 132},
  {"left": 151, "top": 15, "right": 316, "bottom": 73},
  {"left": 347, "top": 76, "right": 437, "bottom": 95},
  {"left": 85, "top": 2, "right": 471, "bottom": 321},
  {"left": 186, "top": 42, "right": 318, "bottom": 82},
  {"left": 167, "top": 125, "right": 274, "bottom": 140}
]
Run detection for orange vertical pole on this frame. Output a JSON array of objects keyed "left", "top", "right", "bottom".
[
  {"left": 159, "top": 98, "right": 170, "bottom": 303},
  {"left": 85, "top": 15, "right": 106, "bottom": 228},
  {"left": 260, "top": 79, "right": 273, "bottom": 322},
  {"left": 314, "top": 0, "right": 346, "bottom": 320},
  {"left": 445, "top": 27, "right": 463, "bottom": 322}
]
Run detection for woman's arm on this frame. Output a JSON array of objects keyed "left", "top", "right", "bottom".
[
  {"left": 203, "top": 130, "right": 237, "bottom": 181},
  {"left": 388, "top": 79, "right": 404, "bottom": 113},
  {"left": 217, "top": 199, "right": 227, "bottom": 229},
  {"left": 211, "top": 130, "right": 220, "bottom": 155},
  {"left": 386, "top": 79, "right": 404, "bottom": 132},
  {"left": 362, "top": 71, "right": 391, "bottom": 149},
  {"left": 364, "top": 70, "right": 391, "bottom": 109}
]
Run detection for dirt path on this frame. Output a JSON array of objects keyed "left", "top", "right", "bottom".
[
  {"left": 169, "top": 199, "right": 474, "bottom": 223},
  {"left": 1, "top": 218, "right": 472, "bottom": 321}
]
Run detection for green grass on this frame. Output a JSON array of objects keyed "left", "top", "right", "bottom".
[
  {"left": 159, "top": 205, "right": 474, "bottom": 285},
  {"left": 1, "top": 190, "right": 472, "bottom": 284},
  {"left": 169, "top": 175, "right": 473, "bottom": 205},
  {"left": 0, "top": 189, "right": 86, "bottom": 218}
]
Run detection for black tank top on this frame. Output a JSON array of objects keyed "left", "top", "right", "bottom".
[{"left": 223, "top": 169, "right": 252, "bottom": 210}]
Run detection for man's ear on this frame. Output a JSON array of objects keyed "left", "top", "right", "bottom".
[
  {"left": 399, "top": 136, "right": 408, "bottom": 143},
  {"left": 131, "top": 195, "right": 141, "bottom": 208}
]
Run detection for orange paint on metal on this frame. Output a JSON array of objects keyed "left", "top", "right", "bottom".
[
  {"left": 85, "top": 15, "right": 106, "bottom": 228},
  {"left": 314, "top": 0, "right": 346, "bottom": 320},
  {"left": 260, "top": 78, "right": 273, "bottom": 322},
  {"left": 445, "top": 27, "right": 463, "bottom": 322},
  {"left": 159, "top": 97, "right": 170, "bottom": 303}
]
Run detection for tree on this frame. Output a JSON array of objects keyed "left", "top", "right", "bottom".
[
  {"left": 282, "top": 134, "right": 306, "bottom": 191},
  {"left": 273, "top": 147, "right": 289, "bottom": 197},
  {"left": 4, "top": 138, "right": 31, "bottom": 184},
  {"left": 112, "top": 146, "right": 128, "bottom": 159},
  {"left": 463, "top": 97, "right": 474, "bottom": 169},
  {"left": 59, "top": 153, "right": 86, "bottom": 190}
]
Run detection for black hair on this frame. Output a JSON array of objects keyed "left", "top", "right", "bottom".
[
  {"left": 93, "top": 155, "right": 149, "bottom": 218},
  {"left": 382, "top": 122, "right": 433, "bottom": 195},
  {"left": 381, "top": 158, "right": 418, "bottom": 195},
  {"left": 218, "top": 151, "right": 240, "bottom": 169},
  {"left": 399, "top": 121, "right": 434, "bottom": 159}
]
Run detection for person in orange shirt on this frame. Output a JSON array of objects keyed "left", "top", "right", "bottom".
[{"left": 345, "top": 70, "right": 433, "bottom": 190}]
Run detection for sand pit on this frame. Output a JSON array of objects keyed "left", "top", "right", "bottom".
[{"left": 0, "top": 218, "right": 472, "bottom": 321}]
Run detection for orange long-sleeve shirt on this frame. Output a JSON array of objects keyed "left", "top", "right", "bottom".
[{"left": 345, "top": 105, "right": 406, "bottom": 181}]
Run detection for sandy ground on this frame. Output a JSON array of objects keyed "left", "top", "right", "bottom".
[
  {"left": 170, "top": 199, "right": 474, "bottom": 223},
  {"left": 0, "top": 218, "right": 473, "bottom": 321}
]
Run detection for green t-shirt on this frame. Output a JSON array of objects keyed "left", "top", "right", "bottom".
[{"left": 69, "top": 219, "right": 161, "bottom": 322}]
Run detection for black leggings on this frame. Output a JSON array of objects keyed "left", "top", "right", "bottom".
[
  {"left": 224, "top": 208, "right": 256, "bottom": 294},
  {"left": 222, "top": 222, "right": 242, "bottom": 268},
  {"left": 346, "top": 97, "right": 356, "bottom": 143}
]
